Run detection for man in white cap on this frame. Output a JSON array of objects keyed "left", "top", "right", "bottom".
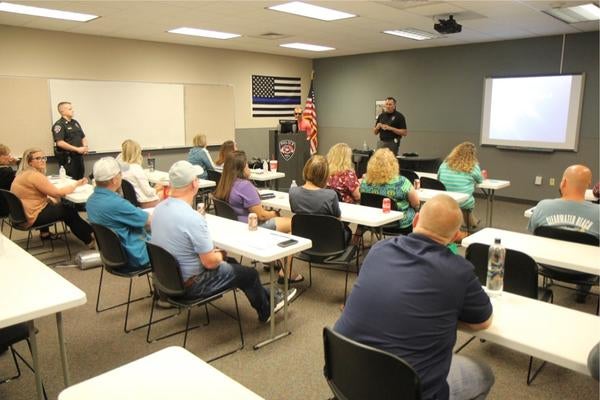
[
  {"left": 87, "top": 157, "right": 151, "bottom": 271},
  {"left": 151, "top": 160, "right": 296, "bottom": 322}
]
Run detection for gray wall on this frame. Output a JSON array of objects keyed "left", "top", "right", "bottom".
[{"left": 314, "top": 32, "right": 599, "bottom": 201}]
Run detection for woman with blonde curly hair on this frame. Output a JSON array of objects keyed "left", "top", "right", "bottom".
[
  {"left": 360, "top": 148, "right": 419, "bottom": 231},
  {"left": 326, "top": 143, "right": 360, "bottom": 204},
  {"left": 437, "top": 142, "right": 483, "bottom": 228},
  {"left": 120, "top": 139, "right": 165, "bottom": 208}
]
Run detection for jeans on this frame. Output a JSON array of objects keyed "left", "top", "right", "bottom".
[
  {"left": 34, "top": 202, "right": 93, "bottom": 244},
  {"left": 184, "top": 261, "right": 270, "bottom": 321},
  {"left": 447, "top": 355, "right": 494, "bottom": 400}
]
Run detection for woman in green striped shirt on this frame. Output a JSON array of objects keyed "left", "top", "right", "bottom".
[{"left": 437, "top": 142, "right": 483, "bottom": 229}]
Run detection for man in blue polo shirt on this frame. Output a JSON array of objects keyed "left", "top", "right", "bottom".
[
  {"left": 87, "top": 157, "right": 150, "bottom": 270},
  {"left": 335, "top": 194, "right": 494, "bottom": 400}
]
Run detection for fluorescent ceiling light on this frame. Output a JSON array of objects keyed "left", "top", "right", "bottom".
[
  {"left": 168, "top": 27, "right": 240, "bottom": 40},
  {"left": 0, "top": 1, "right": 98, "bottom": 22},
  {"left": 280, "top": 42, "right": 335, "bottom": 52},
  {"left": 544, "top": 3, "right": 600, "bottom": 23},
  {"left": 268, "top": 1, "right": 356, "bottom": 21},
  {"left": 383, "top": 29, "right": 436, "bottom": 41}
]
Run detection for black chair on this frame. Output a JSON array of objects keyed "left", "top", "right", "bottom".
[
  {"left": 533, "top": 226, "right": 599, "bottom": 308},
  {"left": 291, "top": 214, "right": 358, "bottom": 303},
  {"left": 0, "top": 323, "right": 47, "bottom": 400},
  {"left": 0, "top": 193, "right": 8, "bottom": 231},
  {"left": 121, "top": 179, "right": 140, "bottom": 207},
  {"left": 213, "top": 197, "right": 239, "bottom": 221},
  {"left": 462, "top": 243, "right": 553, "bottom": 384},
  {"left": 90, "top": 223, "right": 153, "bottom": 333},
  {"left": 323, "top": 327, "right": 422, "bottom": 400},
  {"left": 146, "top": 242, "right": 244, "bottom": 361},
  {"left": 206, "top": 169, "right": 222, "bottom": 186},
  {"left": 0, "top": 189, "right": 71, "bottom": 258},
  {"left": 400, "top": 169, "right": 419, "bottom": 184},
  {"left": 360, "top": 192, "right": 411, "bottom": 238},
  {"left": 420, "top": 176, "right": 446, "bottom": 191}
]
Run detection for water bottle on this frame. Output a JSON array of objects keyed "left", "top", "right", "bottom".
[
  {"left": 290, "top": 180, "right": 297, "bottom": 189},
  {"left": 262, "top": 159, "right": 269, "bottom": 172},
  {"left": 59, "top": 165, "right": 66, "bottom": 180},
  {"left": 486, "top": 238, "right": 505, "bottom": 296},
  {"left": 363, "top": 140, "right": 368, "bottom": 151}
]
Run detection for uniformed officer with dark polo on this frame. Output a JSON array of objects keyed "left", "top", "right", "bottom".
[
  {"left": 52, "top": 101, "right": 88, "bottom": 179},
  {"left": 373, "top": 97, "right": 407, "bottom": 155}
]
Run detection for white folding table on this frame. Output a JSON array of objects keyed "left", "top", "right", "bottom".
[
  {"left": 459, "top": 290, "right": 600, "bottom": 376},
  {"left": 259, "top": 190, "right": 404, "bottom": 228},
  {"left": 144, "top": 169, "right": 216, "bottom": 189},
  {"left": 50, "top": 176, "right": 94, "bottom": 204},
  {"left": 416, "top": 188, "right": 469, "bottom": 204},
  {"left": 0, "top": 234, "right": 87, "bottom": 399},
  {"left": 462, "top": 227, "right": 600, "bottom": 275},
  {"left": 58, "top": 346, "right": 264, "bottom": 399},
  {"left": 204, "top": 214, "right": 312, "bottom": 349}
]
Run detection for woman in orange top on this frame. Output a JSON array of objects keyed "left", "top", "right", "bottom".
[{"left": 10, "top": 148, "right": 94, "bottom": 246}]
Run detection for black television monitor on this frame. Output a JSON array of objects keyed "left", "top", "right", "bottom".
[{"left": 279, "top": 119, "right": 297, "bottom": 134}]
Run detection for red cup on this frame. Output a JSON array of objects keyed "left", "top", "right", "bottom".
[
  {"left": 269, "top": 160, "right": 278, "bottom": 172},
  {"left": 482, "top": 169, "right": 488, "bottom": 179},
  {"left": 382, "top": 198, "right": 391, "bottom": 213}
]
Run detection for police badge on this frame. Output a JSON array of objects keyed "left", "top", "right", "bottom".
[
  {"left": 53, "top": 125, "right": 61, "bottom": 134},
  {"left": 279, "top": 139, "right": 296, "bottom": 161}
]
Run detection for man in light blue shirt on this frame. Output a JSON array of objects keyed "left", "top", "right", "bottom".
[
  {"left": 87, "top": 157, "right": 151, "bottom": 270},
  {"left": 151, "top": 160, "right": 296, "bottom": 322}
]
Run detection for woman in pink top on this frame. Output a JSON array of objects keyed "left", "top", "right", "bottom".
[
  {"left": 326, "top": 143, "right": 360, "bottom": 204},
  {"left": 10, "top": 148, "right": 93, "bottom": 246}
]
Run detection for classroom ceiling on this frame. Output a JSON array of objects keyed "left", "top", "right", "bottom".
[{"left": 0, "top": 1, "right": 598, "bottom": 58}]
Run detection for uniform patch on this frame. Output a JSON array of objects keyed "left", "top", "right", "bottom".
[
  {"left": 53, "top": 125, "right": 61, "bottom": 134},
  {"left": 279, "top": 139, "right": 296, "bottom": 161}
]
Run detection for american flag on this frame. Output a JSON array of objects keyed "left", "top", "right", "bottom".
[
  {"left": 252, "top": 75, "right": 301, "bottom": 117},
  {"left": 303, "top": 78, "right": 318, "bottom": 155}
]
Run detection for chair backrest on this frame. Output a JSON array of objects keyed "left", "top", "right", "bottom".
[
  {"left": 534, "top": 225, "right": 599, "bottom": 246},
  {"left": 360, "top": 192, "right": 398, "bottom": 211},
  {"left": 465, "top": 243, "right": 540, "bottom": 299},
  {"left": 400, "top": 169, "right": 419, "bottom": 183},
  {"left": 323, "top": 327, "right": 422, "bottom": 400},
  {"left": 0, "top": 189, "right": 28, "bottom": 226},
  {"left": 213, "top": 197, "right": 239, "bottom": 221},
  {"left": 121, "top": 179, "right": 140, "bottom": 207},
  {"left": 206, "top": 170, "right": 222, "bottom": 185},
  {"left": 0, "top": 191, "right": 9, "bottom": 219},
  {"left": 90, "top": 223, "right": 130, "bottom": 271},
  {"left": 292, "top": 214, "right": 347, "bottom": 258},
  {"left": 146, "top": 242, "right": 186, "bottom": 297},
  {"left": 420, "top": 177, "right": 446, "bottom": 191}
]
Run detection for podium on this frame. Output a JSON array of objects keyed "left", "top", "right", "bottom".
[{"left": 268, "top": 130, "right": 310, "bottom": 190}]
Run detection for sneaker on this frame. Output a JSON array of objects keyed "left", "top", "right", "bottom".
[
  {"left": 273, "top": 288, "right": 297, "bottom": 314},
  {"left": 156, "top": 299, "right": 176, "bottom": 309}
]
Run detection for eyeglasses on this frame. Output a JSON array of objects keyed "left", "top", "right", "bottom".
[
  {"left": 294, "top": 112, "right": 302, "bottom": 116},
  {"left": 31, "top": 156, "right": 47, "bottom": 161}
]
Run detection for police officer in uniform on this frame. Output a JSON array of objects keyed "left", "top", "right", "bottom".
[
  {"left": 373, "top": 97, "right": 407, "bottom": 155},
  {"left": 52, "top": 102, "right": 88, "bottom": 179}
]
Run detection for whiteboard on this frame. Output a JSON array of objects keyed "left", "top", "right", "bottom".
[{"left": 49, "top": 79, "right": 185, "bottom": 152}]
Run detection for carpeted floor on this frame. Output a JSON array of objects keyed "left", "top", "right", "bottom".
[{"left": 1, "top": 198, "right": 598, "bottom": 399}]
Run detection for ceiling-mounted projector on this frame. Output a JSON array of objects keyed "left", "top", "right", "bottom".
[{"left": 434, "top": 15, "right": 462, "bottom": 34}]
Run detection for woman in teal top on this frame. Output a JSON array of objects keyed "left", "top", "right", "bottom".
[
  {"left": 187, "top": 134, "right": 215, "bottom": 179},
  {"left": 437, "top": 142, "right": 483, "bottom": 228},
  {"left": 360, "top": 148, "right": 419, "bottom": 231}
]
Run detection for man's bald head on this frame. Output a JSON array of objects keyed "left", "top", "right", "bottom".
[
  {"left": 413, "top": 195, "right": 463, "bottom": 244},
  {"left": 561, "top": 164, "right": 592, "bottom": 199}
]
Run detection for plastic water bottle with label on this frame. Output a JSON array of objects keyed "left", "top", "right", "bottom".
[
  {"left": 486, "top": 238, "right": 505, "bottom": 296},
  {"left": 59, "top": 165, "right": 67, "bottom": 181}
]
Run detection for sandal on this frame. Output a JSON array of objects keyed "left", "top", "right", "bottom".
[{"left": 277, "top": 274, "right": 304, "bottom": 285}]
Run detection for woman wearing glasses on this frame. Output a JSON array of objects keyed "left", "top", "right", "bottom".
[{"left": 10, "top": 148, "right": 94, "bottom": 246}]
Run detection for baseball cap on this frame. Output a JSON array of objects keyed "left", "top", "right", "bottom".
[
  {"left": 169, "top": 160, "right": 203, "bottom": 188},
  {"left": 93, "top": 157, "right": 121, "bottom": 182}
]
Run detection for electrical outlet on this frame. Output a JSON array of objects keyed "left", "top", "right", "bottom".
[
  {"left": 535, "top": 176, "right": 543, "bottom": 185},
  {"left": 549, "top": 178, "right": 555, "bottom": 186}
]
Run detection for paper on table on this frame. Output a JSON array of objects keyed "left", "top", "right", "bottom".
[{"left": 245, "top": 231, "right": 291, "bottom": 251}]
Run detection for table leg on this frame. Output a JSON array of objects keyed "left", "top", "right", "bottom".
[
  {"left": 27, "top": 320, "right": 44, "bottom": 400},
  {"left": 254, "top": 259, "right": 292, "bottom": 349},
  {"left": 56, "top": 312, "right": 71, "bottom": 386},
  {"left": 488, "top": 189, "right": 496, "bottom": 227}
]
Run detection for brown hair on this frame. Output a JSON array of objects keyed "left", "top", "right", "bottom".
[
  {"left": 17, "top": 148, "right": 43, "bottom": 175},
  {"left": 0, "top": 144, "right": 10, "bottom": 157},
  {"left": 303, "top": 155, "right": 329, "bottom": 188},
  {"left": 215, "top": 140, "right": 236, "bottom": 166},
  {"left": 214, "top": 150, "right": 248, "bottom": 201}
]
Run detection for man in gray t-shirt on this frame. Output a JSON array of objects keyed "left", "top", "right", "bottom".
[{"left": 528, "top": 164, "right": 599, "bottom": 239}]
